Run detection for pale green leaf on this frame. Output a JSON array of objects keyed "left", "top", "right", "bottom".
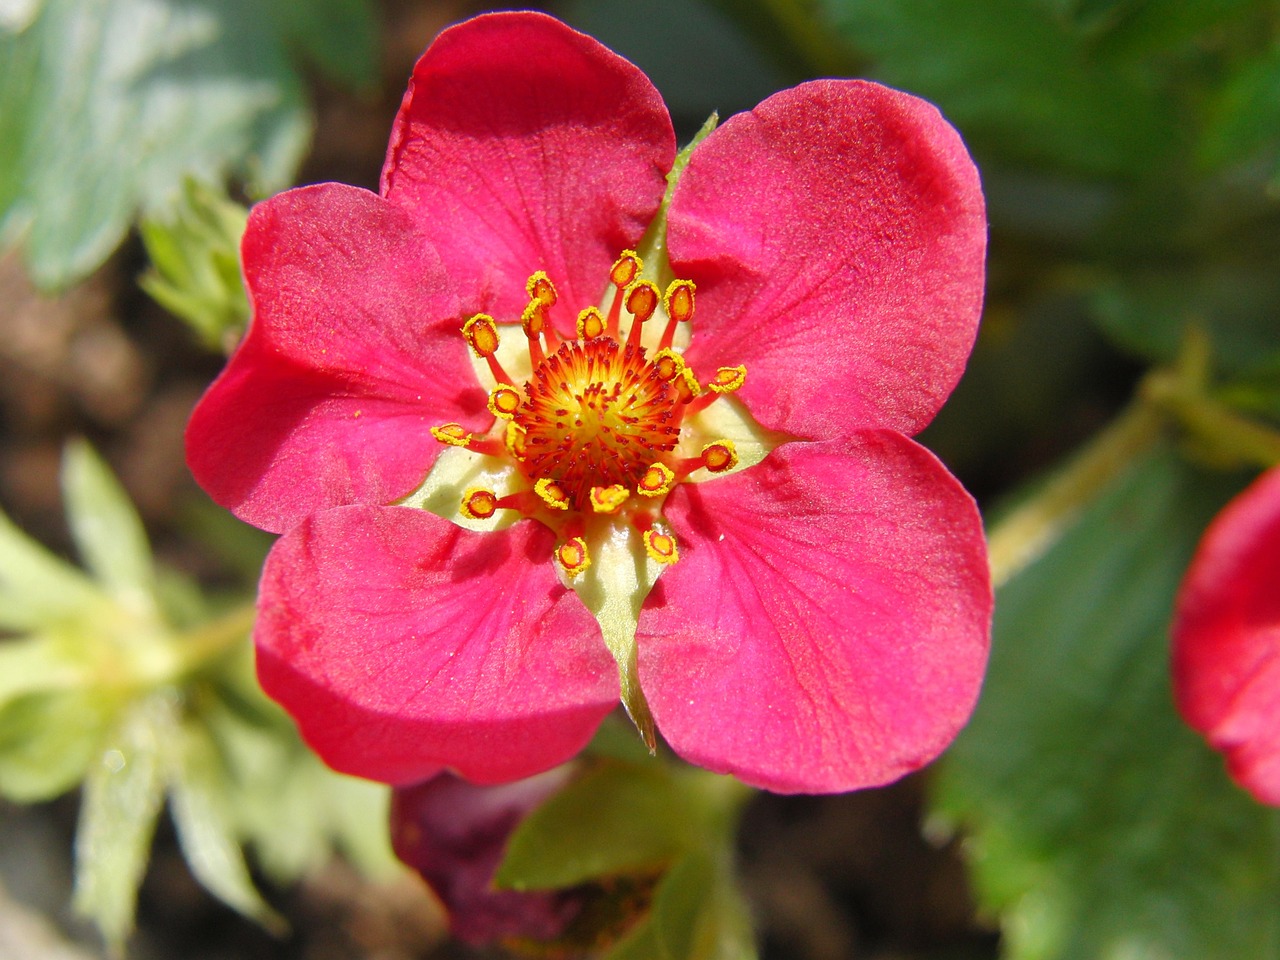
[
  {"left": 73, "top": 693, "right": 175, "bottom": 950},
  {"left": 0, "top": 510, "right": 100, "bottom": 630},
  {"left": 61, "top": 439, "right": 155, "bottom": 616},
  {"left": 168, "top": 720, "right": 284, "bottom": 930},
  {"left": 0, "top": 689, "right": 115, "bottom": 802}
]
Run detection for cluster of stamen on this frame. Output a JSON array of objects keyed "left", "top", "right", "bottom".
[{"left": 432, "top": 251, "right": 746, "bottom": 578}]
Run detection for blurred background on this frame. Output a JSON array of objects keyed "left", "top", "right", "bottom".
[{"left": 2, "top": 0, "right": 1278, "bottom": 957}]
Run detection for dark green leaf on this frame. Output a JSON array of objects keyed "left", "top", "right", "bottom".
[
  {"left": 818, "top": 0, "right": 1178, "bottom": 177},
  {"left": 933, "top": 446, "right": 1280, "bottom": 960}
]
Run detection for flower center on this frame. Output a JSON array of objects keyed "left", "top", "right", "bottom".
[
  {"left": 430, "top": 251, "right": 746, "bottom": 577},
  {"left": 517, "top": 337, "right": 681, "bottom": 508}
]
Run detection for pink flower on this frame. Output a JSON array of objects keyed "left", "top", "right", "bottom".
[
  {"left": 186, "top": 11, "right": 991, "bottom": 793},
  {"left": 1172, "top": 466, "right": 1280, "bottom": 805}
]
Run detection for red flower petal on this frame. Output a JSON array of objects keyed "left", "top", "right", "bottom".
[
  {"left": 381, "top": 11, "right": 675, "bottom": 326},
  {"left": 669, "top": 80, "right": 986, "bottom": 439},
  {"left": 1172, "top": 466, "right": 1280, "bottom": 805},
  {"left": 636, "top": 433, "right": 991, "bottom": 793},
  {"left": 256, "top": 505, "right": 618, "bottom": 785},
  {"left": 186, "top": 184, "right": 483, "bottom": 533}
]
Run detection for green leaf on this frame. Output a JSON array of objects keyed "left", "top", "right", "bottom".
[
  {"left": 1090, "top": 262, "right": 1280, "bottom": 374},
  {"left": 1200, "top": 46, "right": 1280, "bottom": 175},
  {"left": 74, "top": 693, "right": 175, "bottom": 950},
  {"left": 168, "top": 719, "right": 285, "bottom": 931},
  {"left": 818, "top": 0, "right": 1178, "bottom": 177},
  {"left": 139, "top": 179, "right": 250, "bottom": 352},
  {"left": 0, "top": 688, "right": 115, "bottom": 801},
  {"left": 497, "top": 761, "right": 697, "bottom": 891},
  {"left": 933, "top": 445, "right": 1280, "bottom": 960},
  {"left": 61, "top": 439, "right": 156, "bottom": 616},
  {"left": 1, "top": 0, "right": 377, "bottom": 289},
  {"left": 606, "top": 852, "right": 757, "bottom": 960},
  {"left": 0, "top": 510, "right": 100, "bottom": 630}
]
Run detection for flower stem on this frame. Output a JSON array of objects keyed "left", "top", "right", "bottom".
[
  {"left": 172, "top": 601, "right": 256, "bottom": 679},
  {"left": 986, "top": 400, "right": 1164, "bottom": 590}
]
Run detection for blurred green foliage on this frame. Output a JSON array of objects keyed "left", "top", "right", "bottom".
[
  {"left": 0, "top": 442, "right": 394, "bottom": 952},
  {"left": 0, "top": 0, "right": 378, "bottom": 289}
]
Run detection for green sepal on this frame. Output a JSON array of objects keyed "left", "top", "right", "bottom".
[{"left": 496, "top": 760, "right": 696, "bottom": 891}]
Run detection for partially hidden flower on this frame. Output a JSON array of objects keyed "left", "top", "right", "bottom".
[
  {"left": 391, "top": 768, "right": 584, "bottom": 946},
  {"left": 186, "top": 11, "right": 992, "bottom": 794},
  {"left": 1172, "top": 466, "right": 1280, "bottom": 805}
]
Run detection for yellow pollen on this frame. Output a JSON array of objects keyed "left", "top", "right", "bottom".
[
  {"left": 676, "top": 367, "right": 702, "bottom": 402},
  {"left": 462, "top": 314, "right": 500, "bottom": 357},
  {"left": 534, "top": 478, "right": 571, "bottom": 511},
  {"left": 664, "top": 280, "right": 695, "bottom": 324},
  {"left": 504, "top": 422, "right": 528, "bottom": 460},
  {"left": 610, "top": 250, "right": 642, "bottom": 288},
  {"left": 431, "top": 423, "right": 472, "bottom": 447},
  {"left": 590, "top": 484, "right": 629, "bottom": 514},
  {"left": 521, "top": 300, "right": 546, "bottom": 337},
  {"left": 652, "top": 349, "right": 685, "bottom": 382},
  {"left": 625, "top": 280, "right": 660, "bottom": 325},
  {"left": 488, "top": 385, "right": 522, "bottom": 419},
  {"left": 701, "top": 439, "right": 738, "bottom": 473},
  {"left": 527, "top": 271, "right": 557, "bottom": 307},
  {"left": 460, "top": 488, "right": 498, "bottom": 520},
  {"left": 557, "top": 537, "right": 591, "bottom": 577},
  {"left": 577, "top": 306, "right": 605, "bottom": 340},
  {"left": 644, "top": 529, "right": 679, "bottom": 565},
  {"left": 637, "top": 462, "right": 675, "bottom": 497},
  {"left": 708, "top": 365, "right": 747, "bottom": 394}
]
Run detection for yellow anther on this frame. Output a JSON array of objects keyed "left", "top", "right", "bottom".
[
  {"left": 589, "top": 484, "right": 629, "bottom": 514},
  {"left": 521, "top": 300, "right": 546, "bottom": 338},
  {"left": 625, "top": 280, "right": 660, "bottom": 325},
  {"left": 504, "top": 421, "right": 527, "bottom": 460},
  {"left": 431, "top": 423, "right": 472, "bottom": 447},
  {"left": 534, "top": 478, "right": 570, "bottom": 511},
  {"left": 652, "top": 348, "right": 686, "bottom": 382},
  {"left": 577, "top": 306, "right": 605, "bottom": 340},
  {"left": 488, "top": 385, "right": 522, "bottom": 420},
  {"left": 527, "top": 271, "right": 557, "bottom": 307},
  {"left": 637, "top": 462, "right": 675, "bottom": 497},
  {"left": 675, "top": 367, "right": 702, "bottom": 402},
  {"left": 460, "top": 488, "right": 498, "bottom": 520},
  {"left": 462, "top": 314, "right": 500, "bottom": 357},
  {"left": 609, "top": 250, "right": 642, "bottom": 288},
  {"left": 556, "top": 537, "right": 591, "bottom": 578},
  {"left": 701, "top": 439, "right": 739, "bottom": 473},
  {"left": 707, "top": 364, "right": 747, "bottom": 394},
  {"left": 664, "top": 279, "right": 696, "bottom": 324},
  {"left": 643, "top": 529, "right": 679, "bottom": 566}
]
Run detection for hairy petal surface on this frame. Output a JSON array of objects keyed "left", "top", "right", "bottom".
[
  {"left": 380, "top": 11, "right": 675, "bottom": 325},
  {"left": 669, "top": 80, "right": 986, "bottom": 439},
  {"left": 256, "top": 505, "right": 618, "bottom": 785},
  {"left": 637, "top": 434, "right": 991, "bottom": 793},
  {"left": 1173, "top": 466, "right": 1280, "bottom": 805},
  {"left": 186, "top": 184, "right": 482, "bottom": 534}
]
